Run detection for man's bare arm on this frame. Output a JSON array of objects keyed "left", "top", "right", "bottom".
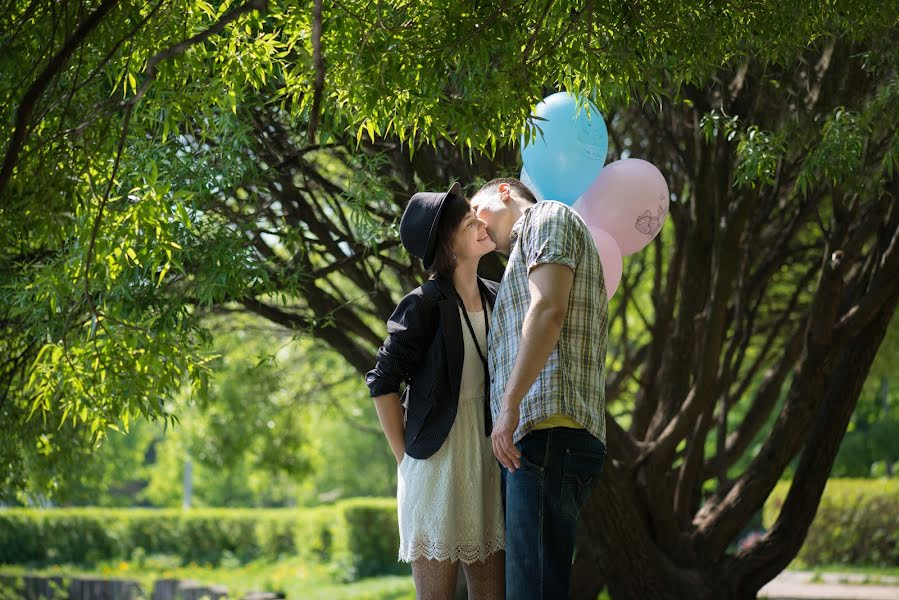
[{"left": 491, "top": 262, "right": 574, "bottom": 470}]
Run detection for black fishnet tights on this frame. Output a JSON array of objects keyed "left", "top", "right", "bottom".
[{"left": 411, "top": 551, "right": 504, "bottom": 599}]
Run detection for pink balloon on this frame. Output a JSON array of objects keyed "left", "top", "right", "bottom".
[
  {"left": 587, "top": 225, "right": 623, "bottom": 299},
  {"left": 579, "top": 158, "right": 669, "bottom": 256}
]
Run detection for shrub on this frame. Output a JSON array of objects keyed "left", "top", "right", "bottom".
[
  {"left": 339, "top": 498, "right": 406, "bottom": 580},
  {"left": 121, "top": 510, "right": 183, "bottom": 558},
  {"left": 295, "top": 505, "right": 340, "bottom": 563},
  {"left": 0, "top": 499, "right": 403, "bottom": 578},
  {"left": 255, "top": 514, "right": 298, "bottom": 559},
  {"left": 763, "top": 478, "right": 899, "bottom": 566},
  {"left": 0, "top": 512, "right": 43, "bottom": 563}
]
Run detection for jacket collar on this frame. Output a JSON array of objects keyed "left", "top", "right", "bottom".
[{"left": 433, "top": 275, "right": 497, "bottom": 307}]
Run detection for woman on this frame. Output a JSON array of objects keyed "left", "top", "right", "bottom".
[{"left": 366, "top": 182, "right": 505, "bottom": 599}]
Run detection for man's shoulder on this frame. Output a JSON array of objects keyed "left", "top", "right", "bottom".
[{"left": 528, "top": 201, "right": 583, "bottom": 228}]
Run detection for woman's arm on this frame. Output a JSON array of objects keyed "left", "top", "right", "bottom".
[
  {"left": 366, "top": 290, "right": 430, "bottom": 396},
  {"left": 366, "top": 286, "right": 437, "bottom": 462},
  {"left": 373, "top": 393, "right": 406, "bottom": 464}
]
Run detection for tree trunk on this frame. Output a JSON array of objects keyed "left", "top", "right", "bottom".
[{"left": 578, "top": 461, "right": 709, "bottom": 600}]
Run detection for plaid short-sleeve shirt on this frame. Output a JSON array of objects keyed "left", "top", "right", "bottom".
[{"left": 488, "top": 201, "right": 608, "bottom": 444}]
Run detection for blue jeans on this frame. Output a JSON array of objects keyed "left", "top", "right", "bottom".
[{"left": 501, "top": 427, "right": 606, "bottom": 600}]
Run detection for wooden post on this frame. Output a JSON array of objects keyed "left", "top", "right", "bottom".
[
  {"left": 68, "top": 577, "right": 143, "bottom": 599},
  {"left": 176, "top": 580, "right": 228, "bottom": 600},
  {"left": 22, "top": 575, "right": 66, "bottom": 599},
  {"left": 151, "top": 578, "right": 181, "bottom": 600}
]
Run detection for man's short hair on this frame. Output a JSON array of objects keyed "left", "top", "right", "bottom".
[{"left": 473, "top": 177, "right": 538, "bottom": 204}]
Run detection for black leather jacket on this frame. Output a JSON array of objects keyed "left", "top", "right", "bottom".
[{"left": 366, "top": 275, "right": 499, "bottom": 459}]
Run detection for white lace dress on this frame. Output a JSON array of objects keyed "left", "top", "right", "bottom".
[{"left": 396, "top": 305, "right": 505, "bottom": 564}]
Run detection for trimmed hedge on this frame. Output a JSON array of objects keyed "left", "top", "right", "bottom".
[
  {"left": 0, "top": 498, "right": 403, "bottom": 580},
  {"left": 340, "top": 498, "right": 404, "bottom": 580},
  {"left": 763, "top": 479, "right": 899, "bottom": 566}
]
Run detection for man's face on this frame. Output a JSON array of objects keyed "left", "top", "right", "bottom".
[{"left": 470, "top": 191, "right": 506, "bottom": 245}]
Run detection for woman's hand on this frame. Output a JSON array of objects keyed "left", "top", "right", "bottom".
[{"left": 373, "top": 393, "right": 406, "bottom": 466}]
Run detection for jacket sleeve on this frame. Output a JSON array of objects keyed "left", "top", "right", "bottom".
[{"left": 365, "top": 290, "right": 436, "bottom": 397}]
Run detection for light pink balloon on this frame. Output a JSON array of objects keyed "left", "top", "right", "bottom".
[
  {"left": 587, "top": 225, "right": 623, "bottom": 299},
  {"left": 571, "top": 195, "right": 585, "bottom": 213},
  {"left": 580, "top": 158, "right": 669, "bottom": 256}
]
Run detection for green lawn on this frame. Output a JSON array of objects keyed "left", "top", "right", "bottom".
[
  {"left": 5, "top": 558, "right": 898, "bottom": 598},
  {"left": 0, "top": 556, "right": 415, "bottom": 600},
  {"left": 801, "top": 564, "right": 899, "bottom": 585},
  {"left": 808, "top": 565, "right": 899, "bottom": 578}
]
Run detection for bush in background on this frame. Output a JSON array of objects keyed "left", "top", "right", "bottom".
[
  {"left": 764, "top": 479, "right": 899, "bottom": 566},
  {"left": 0, "top": 499, "right": 403, "bottom": 580},
  {"left": 339, "top": 498, "right": 404, "bottom": 580}
]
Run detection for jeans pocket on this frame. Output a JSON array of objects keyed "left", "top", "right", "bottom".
[
  {"left": 561, "top": 449, "right": 605, "bottom": 521},
  {"left": 514, "top": 443, "right": 546, "bottom": 478}
]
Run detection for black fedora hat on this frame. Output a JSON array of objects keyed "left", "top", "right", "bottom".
[{"left": 399, "top": 182, "right": 464, "bottom": 270}]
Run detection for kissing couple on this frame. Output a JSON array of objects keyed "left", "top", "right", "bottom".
[{"left": 367, "top": 178, "right": 609, "bottom": 599}]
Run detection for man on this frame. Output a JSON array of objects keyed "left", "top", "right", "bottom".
[{"left": 470, "top": 178, "right": 608, "bottom": 599}]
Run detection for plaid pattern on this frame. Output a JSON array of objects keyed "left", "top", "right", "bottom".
[{"left": 488, "top": 201, "right": 608, "bottom": 443}]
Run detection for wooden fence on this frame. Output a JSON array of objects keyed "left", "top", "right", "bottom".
[{"left": 0, "top": 575, "right": 282, "bottom": 600}]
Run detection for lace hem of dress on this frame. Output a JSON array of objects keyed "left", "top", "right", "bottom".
[{"left": 398, "top": 535, "right": 505, "bottom": 564}]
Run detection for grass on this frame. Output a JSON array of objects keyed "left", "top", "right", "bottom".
[
  {"left": 4, "top": 557, "right": 897, "bottom": 598},
  {"left": 780, "top": 559, "right": 899, "bottom": 586},
  {"left": 807, "top": 565, "right": 899, "bottom": 578},
  {"left": 0, "top": 556, "right": 415, "bottom": 600},
  {"left": 808, "top": 565, "right": 899, "bottom": 586}
]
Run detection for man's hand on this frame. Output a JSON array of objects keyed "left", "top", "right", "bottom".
[{"left": 492, "top": 404, "right": 522, "bottom": 471}]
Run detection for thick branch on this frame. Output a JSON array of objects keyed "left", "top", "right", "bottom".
[
  {"left": 734, "top": 281, "right": 899, "bottom": 596},
  {"left": 692, "top": 237, "right": 849, "bottom": 560},
  {"left": 699, "top": 328, "right": 803, "bottom": 484},
  {"left": 644, "top": 186, "right": 753, "bottom": 469},
  {"left": 834, "top": 208, "right": 899, "bottom": 337}
]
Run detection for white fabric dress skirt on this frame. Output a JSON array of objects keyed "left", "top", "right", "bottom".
[{"left": 397, "top": 305, "right": 505, "bottom": 564}]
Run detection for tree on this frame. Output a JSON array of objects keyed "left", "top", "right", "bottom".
[
  {"left": 2, "top": 1, "right": 898, "bottom": 598},
  {"left": 22, "top": 313, "right": 396, "bottom": 507}
]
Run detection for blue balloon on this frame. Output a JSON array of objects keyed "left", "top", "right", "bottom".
[{"left": 520, "top": 93, "right": 608, "bottom": 205}]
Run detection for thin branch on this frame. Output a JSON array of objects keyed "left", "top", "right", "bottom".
[
  {"left": 83, "top": 97, "right": 132, "bottom": 327},
  {"left": 521, "top": 0, "right": 555, "bottom": 64},
  {"left": 0, "top": 0, "right": 120, "bottom": 197},
  {"left": 130, "top": 0, "right": 268, "bottom": 106},
  {"left": 45, "top": 0, "right": 168, "bottom": 129},
  {"left": 307, "top": 0, "right": 325, "bottom": 140},
  {"left": 0, "top": 0, "right": 44, "bottom": 56}
]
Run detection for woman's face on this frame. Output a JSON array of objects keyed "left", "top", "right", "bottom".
[{"left": 453, "top": 206, "right": 496, "bottom": 262}]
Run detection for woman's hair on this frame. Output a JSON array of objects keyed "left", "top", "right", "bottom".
[{"left": 429, "top": 193, "right": 471, "bottom": 277}]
